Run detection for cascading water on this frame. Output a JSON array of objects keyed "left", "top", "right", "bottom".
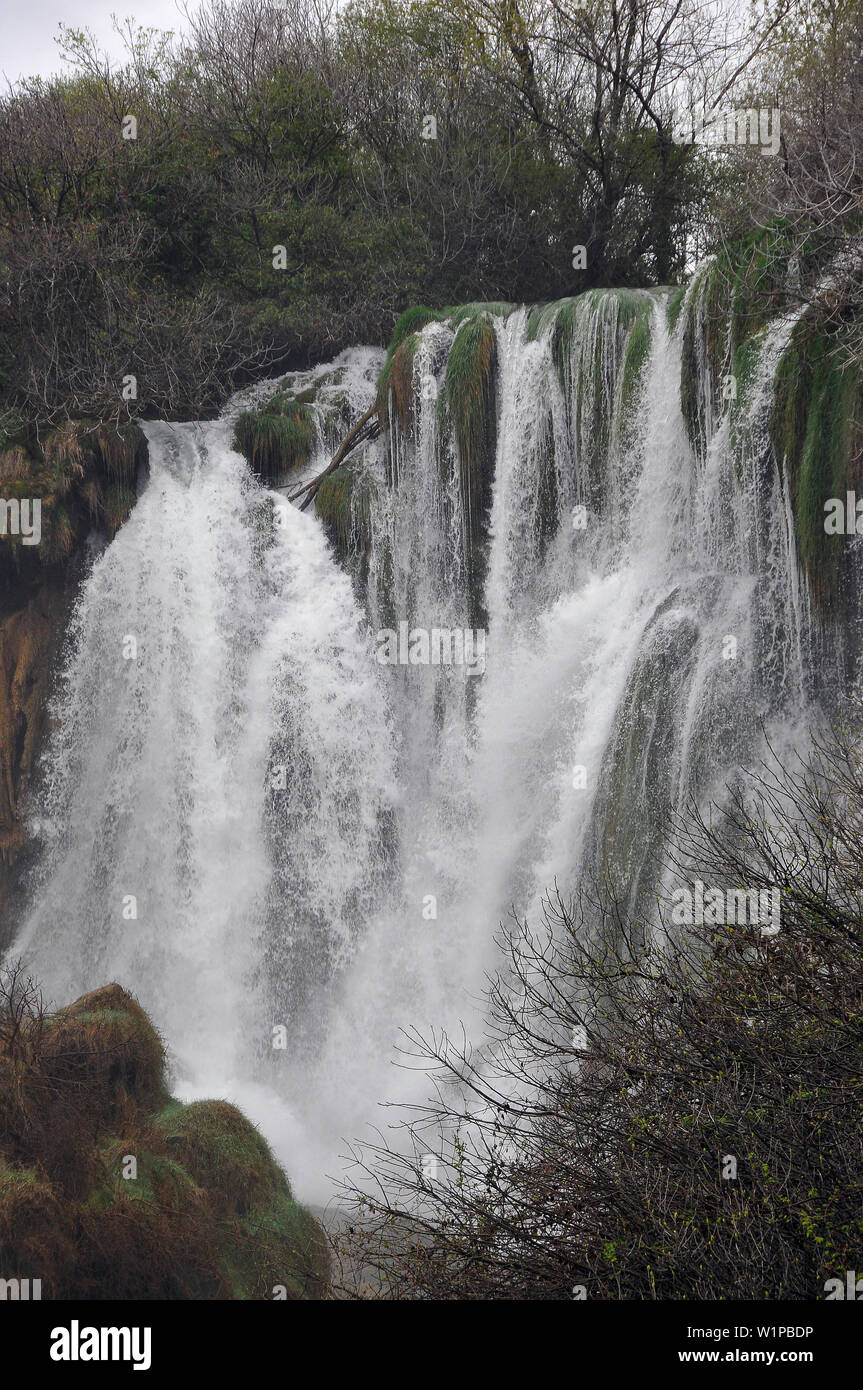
[{"left": 11, "top": 283, "right": 831, "bottom": 1201}]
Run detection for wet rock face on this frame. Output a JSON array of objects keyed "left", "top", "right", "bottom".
[
  {"left": 0, "top": 420, "right": 146, "bottom": 944},
  {"left": 0, "top": 572, "right": 74, "bottom": 946}
]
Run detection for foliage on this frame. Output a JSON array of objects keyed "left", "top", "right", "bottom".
[{"left": 0, "top": 0, "right": 740, "bottom": 428}]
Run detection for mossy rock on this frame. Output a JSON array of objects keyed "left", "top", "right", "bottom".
[
  {"left": 315, "top": 464, "right": 373, "bottom": 567},
  {"left": 0, "top": 983, "right": 330, "bottom": 1299},
  {"left": 226, "top": 1185, "right": 329, "bottom": 1300},
  {"left": 0, "top": 1164, "right": 66, "bottom": 1249},
  {"left": 93, "top": 1140, "right": 206, "bottom": 1213},
  {"left": 40, "top": 984, "right": 167, "bottom": 1114},
  {"left": 620, "top": 306, "right": 653, "bottom": 413},
  {"left": 723, "top": 222, "right": 822, "bottom": 350},
  {"left": 770, "top": 310, "right": 863, "bottom": 623},
  {"left": 680, "top": 260, "right": 728, "bottom": 453},
  {"left": 233, "top": 393, "right": 316, "bottom": 482},
  {"left": 0, "top": 1162, "right": 78, "bottom": 1295},
  {"left": 442, "top": 311, "right": 499, "bottom": 625},
  {"left": 0, "top": 421, "right": 145, "bottom": 580},
  {"left": 156, "top": 1099, "right": 280, "bottom": 1217},
  {"left": 543, "top": 291, "right": 653, "bottom": 516},
  {"left": 378, "top": 334, "right": 421, "bottom": 433},
  {"left": 445, "top": 301, "right": 515, "bottom": 327},
  {"left": 666, "top": 285, "right": 687, "bottom": 333},
  {"left": 377, "top": 305, "right": 442, "bottom": 393},
  {"left": 679, "top": 225, "right": 826, "bottom": 455},
  {"left": 155, "top": 1099, "right": 329, "bottom": 1299},
  {"left": 375, "top": 299, "right": 511, "bottom": 451},
  {"left": 587, "top": 593, "right": 702, "bottom": 928}
]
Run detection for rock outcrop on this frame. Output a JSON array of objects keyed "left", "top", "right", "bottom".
[
  {"left": 0, "top": 421, "right": 145, "bottom": 944},
  {"left": 0, "top": 981, "right": 330, "bottom": 1299}
]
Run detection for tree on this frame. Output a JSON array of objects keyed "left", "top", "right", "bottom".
[{"left": 720, "top": 0, "right": 863, "bottom": 363}]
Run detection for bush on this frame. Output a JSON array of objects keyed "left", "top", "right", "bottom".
[{"left": 339, "top": 710, "right": 863, "bottom": 1300}]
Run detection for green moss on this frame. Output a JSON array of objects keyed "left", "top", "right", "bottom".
[
  {"left": 445, "top": 301, "right": 514, "bottom": 327},
  {"left": 544, "top": 292, "right": 653, "bottom": 514},
  {"left": 545, "top": 290, "right": 652, "bottom": 393},
  {"left": 376, "top": 303, "right": 512, "bottom": 437},
  {"left": 723, "top": 223, "right": 821, "bottom": 351},
  {"left": 588, "top": 594, "right": 701, "bottom": 927},
  {"left": 523, "top": 302, "right": 555, "bottom": 343},
  {"left": 101, "top": 483, "right": 137, "bottom": 539},
  {"left": 0, "top": 983, "right": 329, "bottom": 1299},
  {"left": 442, "top": 311, "right": 498, "bottom": 623},
  {"left": 230, "top": 1185, "right": 328, "bottom": 1300},
  {"left": 154, "top": 1097, "right": 329, "bottom": 1298},
  {"left": 155, "top": 1099, "right": 277, "bottom": 1214},
  {"left": 680, "top": 260, "right": 728, "bottom": 451},
  {"left": 315, "top": 464, "right": 373, "bottom": 565},
  {"left": 233, "top": 393, "right": 316, "bottom": 481},
  {"left": 378, "top": 333, "right": 421, "bottom": 432},
  {"left": 731, "top": 335, "right": 762, "bottom": 403},
  {"left": 376, "top": 306, "right": 442, "bottom": 397},
  {"left": 771, "top": 316, "right": 863, "bottom": 612},
  {"left": 620, "top": 309, "right": 652, "bottom": 411},
  {"left": 666, "top": 285, "right": 686, "bottom": 333},
  {"left": 680, "top": 225, "right": 830, "bottom": 455},
  {"left": 90, "top": 1145, "right": 202, "bottom": 1212}
]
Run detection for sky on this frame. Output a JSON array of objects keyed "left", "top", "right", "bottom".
[{"left": 1, "top": 0, "right": 190, "bottom": 87}]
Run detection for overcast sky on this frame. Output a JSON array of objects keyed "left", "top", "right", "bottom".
[{"left": 1, "top": 1, "right": 191, "bottom": 88}]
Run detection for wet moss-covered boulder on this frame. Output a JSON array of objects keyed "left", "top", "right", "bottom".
[
  {"left": 770, "top": 310, "right": 863, "bottom": 624},
  {"left": 0, "top": 983, "right": 330, "bottom": 1299},
  {"left": 442, "top": 311, "right": 499, "bottom": 625},
  {"left": 315, "top": 463, "right": 375, "bottom": 573},
  {"left": 375, "top": 305, "right": 443, "bottom": 433},
  {"left": 233, "top": 391, "right": 317, "bottom": 483}
]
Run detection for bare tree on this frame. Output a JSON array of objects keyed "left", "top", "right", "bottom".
[{"left": 336, "top": 708, "right": 863, "bottom": 1299}]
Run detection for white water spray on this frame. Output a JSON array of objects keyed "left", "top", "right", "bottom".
[{"left": 13, "top": 294, "right": 824, "bottom": 1200}]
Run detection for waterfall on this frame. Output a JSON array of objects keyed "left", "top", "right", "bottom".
[{"left": 11, "top": 290, "right": 827, "bottom": 1200}]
